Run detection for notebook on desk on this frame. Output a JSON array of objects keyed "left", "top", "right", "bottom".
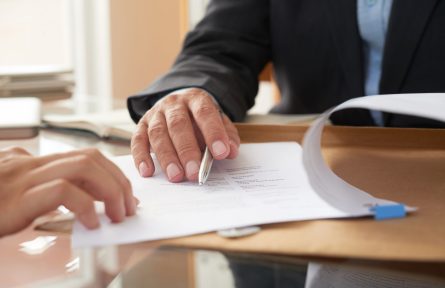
[{"left": 43, "top": 109, "right": 136, "bottom": 141}]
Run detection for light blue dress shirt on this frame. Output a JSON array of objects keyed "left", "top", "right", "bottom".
[{"left": 357, "top": 0, "right": 393, "bottom": 126}]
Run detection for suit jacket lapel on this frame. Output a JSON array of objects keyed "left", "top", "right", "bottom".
[
  {"left": 380, "top": 0, "right": 439, "bottom": 94},
  {"left": 324, "top": 0, "right": 364, "bottom": 100}
]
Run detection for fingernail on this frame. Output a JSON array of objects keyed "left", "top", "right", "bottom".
[
  {"left": 139, "top": 161, "right": 150, "bottom": 177},
  {"left": 166, "top": 163, "right": 182, "bottom": 181},
  {"left": 212, "top": 140, "right": 227, "bottom": 157},
  {"left": 186, "top": 160, "right": 199, "bottom": 178}
]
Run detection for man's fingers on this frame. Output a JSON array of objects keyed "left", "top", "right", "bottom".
[
  {"left": 188, "top": 95, "right": 230, "bottom": 160},
  {"left": 148, "top": 111, "right": 184, "bottom": 182},
  {"left": 131, "top": 121, "right": 155, "bottom": 178},
  {"left": 164, "top": 103, "right": 202, "bottom": 181},
  {"left": 25, "top": 155, "right": 126, "bottom": 223},
  {"left": 20, "top": 179, "right": 99, "bottom": 230},
  {"left": 130, "top": 87, "right": 240, "bottom": 183}
]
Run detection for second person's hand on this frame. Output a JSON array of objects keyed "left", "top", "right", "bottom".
[
  {"left": 0, "top": 147, "right": 137, "bottom": 236},
  {"left": 131, "top": 88, "right": 240, "bottom": 182}
]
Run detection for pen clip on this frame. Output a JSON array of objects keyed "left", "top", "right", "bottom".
[{"left": 217, "top": 226, "right": 261, "bottom": 238}]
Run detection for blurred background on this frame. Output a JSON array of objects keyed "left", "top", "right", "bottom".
[
  {"left": 0, "top": 0, "right": 240, "bottom": 114},
  {"left": 0, "top": 0, "right": 276, "bottom": 117}
]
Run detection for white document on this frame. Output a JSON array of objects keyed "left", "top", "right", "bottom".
[
  {"left": 305, "top": 262, "right": 445, "bottom": 288},
  {"left": 72, "top": 93, "right": 444, "bottom": 248},
  {"left": 302, "top": 93, "right": 445, "bottom": 215},
  {"left": 73, "top": 142, "right": 350, "bottom": 248}
]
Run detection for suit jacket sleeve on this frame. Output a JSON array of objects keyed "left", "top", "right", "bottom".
[{"left": 127, "top": 0, "right": 271, "bottom": 123}]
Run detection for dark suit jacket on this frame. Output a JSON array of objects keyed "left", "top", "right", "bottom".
[{"left": 128, "top": 0, "right": 445, "bottom": 127}]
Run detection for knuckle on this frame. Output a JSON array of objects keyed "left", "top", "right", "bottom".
[
  {"left": 133, "top": 151, "right": 150, "bottom": 164},
  {"left": 141, "top": 109, "right": 153, "bottom": 121},
  {"left": 148, "top": 120, "right": 166, "bottom": 140},
  {"left": 83, "top": 148, "right": 101, "bottom": 158},
  {"left": 11, "top": 147, "right": 27, "bottom": 153},
  {"left": 0, "top": 161, "right": 24, "bottom": 179},
  {"left": 131, "top": 131, "right": 146, "bottom": 148},
  {"left": 161, "top": 93, "right": 180, "bottom": 106},
  {"left": 0, "top": 153, "right": 18, "bottom": 163},
  {"left": 153, "top": 145, "right": 175, "bottom": 164},
  {"left": 0, "top": 155, "right": 35, "bottom": 177},
  {"left": 151, "top": 143, "right": 169, "bottom": 157},
  {"left": 194, "top": 105, "right": 217, "bottom": 120},
  {"left": 183, "top": 87, "right": 209, "bottom": 98},
  {"left": 176, "top": 142, "right": 198, "bottom": 158},
  {"left": 78, "top": 202, "right": 95, "bottom": 216},
  {"left": 75, "top": 154, "right": 94, "bottom": 167},
  {"left": 194, "top": 88, "right": 211, "bottom": 97},
  {"left": 5, "top": 146, "right": 29, "bottom": 155},
  {"left": 52, "top": 179, "right": 71, "bottom": 195},
  {"left": 102, "top": 187, "right": 120, "bottom": 201},
  {"left": 167, "top": 112, "right": 188, "bottom": 131},
  {"left": 27, "top": 158, "right": 43, "bottom": 170},
  {"left": 195, "top": 91, "right": 215, "bottom": 105}
]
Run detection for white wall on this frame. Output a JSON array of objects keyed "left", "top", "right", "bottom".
[{"left": 0, "top": 0, "right": 72, "bottom": 68}]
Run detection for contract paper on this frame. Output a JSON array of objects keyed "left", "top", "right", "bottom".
[
  {"left": 72, "top": 93, "right": 445, "bottom": 248},
  {"left": 73, "top": 142, "right": 349, "bottom": 248}
]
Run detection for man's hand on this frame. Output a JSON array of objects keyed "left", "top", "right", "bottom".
[
  {"left": 131, "top": 88, "right": 240, "bottom": 182},
  {"left": 0, "top": 147, "right": 137, "bottom": 236}
]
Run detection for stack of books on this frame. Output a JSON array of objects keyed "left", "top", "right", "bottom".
[{"left": 0, "top": 65, "right": 74, "bottom": 101}]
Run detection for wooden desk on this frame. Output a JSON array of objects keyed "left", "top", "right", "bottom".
[{"left": 1, "top": 125, "right": 444, "bottom": 287}]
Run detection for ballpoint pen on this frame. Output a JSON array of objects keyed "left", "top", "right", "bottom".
[
  {"left": 198, "top": 109, "right": 225, "bottom": 185},
  {"left": 198, "top": 146, "right": 214, "bottom": 185}
]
